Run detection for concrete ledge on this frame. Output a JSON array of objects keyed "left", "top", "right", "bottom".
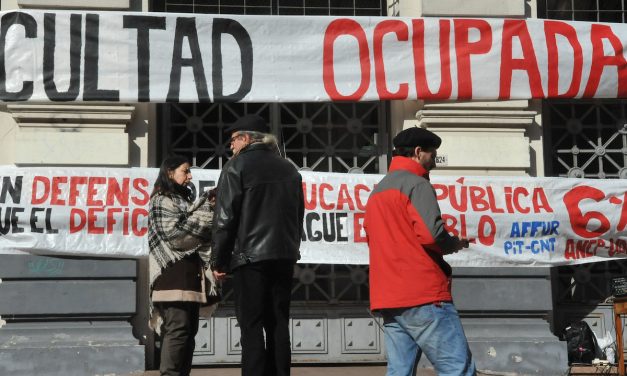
[
  {"left": 15, "top": 130, "right": 129, "bottom": 165},
  {"left": 415, "top": 318, "right": 568, "bottom": 375},
  {"left": 419, "top": 0, "right": 525, "bottom": 17},
  {"left": 8, "top": 104, "right": 134, "bottom": 166},
  {"left": 0, "top": 345, "right": 144, "bottom": 375},
  {"left": 8, "top": 104, "right": 134, "bottom": 127},
  {"left": 467, "top": 340, "right": 568, "bottom": 375},
  {"left": 18, "top": 0, "right": 130, "bottom": 9},
  {"left": 0, "top": 280, "right": 136, "bottom": 315},
  {"left": 453, "top": 278, "right": 552, "bottom": 311},
  {"left": 0, "top": 321, "right": 143, "bottom": 376}
]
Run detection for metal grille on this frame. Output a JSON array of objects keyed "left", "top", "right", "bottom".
[
  {"left": 540, "top": 0, "right": 627, "bottom": 178},
  {"left": 160, "top": 103, "right": 271, "bottom": 170},
  {"left": 540, "top": 0, "right": 627, "bottom": 338},
  {"left": 280, "top": 102, "right": 386, "bottom": 173},
  {"left": 212, "top": 264, "right": 369, "bottom": 304},
  {"left": 554, "top": 261, "right": 627, "bottom": 305},
  {"left": 538, "top": 0, "right": 627, "bottom": 22},
  {"left": 291, "top": 264, "right": 369, "bottom": 303},
  {"left": 208, "top": 264, "right": 371, "bottom": 304},
  {"left": 152, "top": 0, "right": 387, "bottom": 307},
  {"left": 543, "top": 101, "right": 627, "bottom": 179},
  {"left": 159, "top": 101, "right": 383, "bottom": 305},
  {"left": 153, "top": 0, "right": 389, "bottom": 176},
  {"left": 160, "top": 102, "right": 387, "bottom": 174},
  {"left": 152, "top": 0, "right": 384, "bottom": 16}
]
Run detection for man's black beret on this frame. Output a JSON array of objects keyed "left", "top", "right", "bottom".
[
  {"left": 225, "top": 114, "right": 270, "bottom": 134},
  {"left": 392, "top": 127, "right": 442, "bottom": 149}
]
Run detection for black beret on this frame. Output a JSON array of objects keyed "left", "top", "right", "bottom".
[
  {"left": 225, "top": 114, "right": 270, "bottom": 134},
  {"left": 392, "top": 127, "right": 441, "bottom": 149}
]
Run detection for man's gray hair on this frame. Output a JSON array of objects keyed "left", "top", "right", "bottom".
[{"left": 240, "top": 131, "right": 280, "bottom": 150}]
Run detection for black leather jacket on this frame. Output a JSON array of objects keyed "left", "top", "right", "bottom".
[{"left": 210, "top": 142, "right": 304, "bottom": 272}]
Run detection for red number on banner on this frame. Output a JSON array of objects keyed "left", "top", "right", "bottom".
[
  {"left": 563, "top": 186, "right": 611, "bottom": 238},
  {"left": 611, "top": 192, "right": 627, "bottom": 232}
]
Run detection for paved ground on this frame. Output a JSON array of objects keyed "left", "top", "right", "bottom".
[
  {"left": 138, "top": 365, "right": 434, "bottom": 376},
  {"left": 133, "top": 364, "right": 616, "bottom": 376}
]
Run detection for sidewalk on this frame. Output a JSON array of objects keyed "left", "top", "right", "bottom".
[
  {"left": 135, "top": 364, "right": 619, "bottom": 376},
  {"left": 138, "top": 365, "right": 425, "bottom": 376}
]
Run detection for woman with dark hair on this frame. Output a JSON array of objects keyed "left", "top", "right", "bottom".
[{"left": 148, "top": 155, "right": 218, "bottom": 376}]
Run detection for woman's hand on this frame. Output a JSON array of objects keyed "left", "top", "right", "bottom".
[{"left": 213, "top": 270, "right": 227, "bottom": 282}]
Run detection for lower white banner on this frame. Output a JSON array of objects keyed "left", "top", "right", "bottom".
[{"left": 0, "top": 166, "right": 625, "bottom": 267}]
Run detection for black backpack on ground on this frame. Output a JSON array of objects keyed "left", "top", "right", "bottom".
[{"left": 564, "top": 321, "right": 598, "bottom": 364}]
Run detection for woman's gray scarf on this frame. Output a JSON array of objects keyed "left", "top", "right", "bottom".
[{"left": 147, "top": 192, "right": 219, "bottom": 333}]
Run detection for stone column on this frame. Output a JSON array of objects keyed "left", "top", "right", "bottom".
[
  {"left": 416, "top": 100, "right": 536, "bottom": 175},
  {"left": 0, "top": 1, "right": 151, "bottom": 375},
  {"left": 387, "top": 0, "right": 543, "bottom": 177}
]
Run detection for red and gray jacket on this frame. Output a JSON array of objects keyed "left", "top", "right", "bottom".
[{"left": 364, "top": 156, "right": 460, "bottom": 311}]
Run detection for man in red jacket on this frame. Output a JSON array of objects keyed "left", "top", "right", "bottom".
[{"left": 364, "top": 126, "right": 476, "bottom": 376}]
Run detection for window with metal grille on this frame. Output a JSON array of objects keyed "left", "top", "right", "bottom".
[
  {"left": 152, "top": 0, "right": 384, "bottom": 16},
  {"left": 539, "top": 1, "right": 627, "bottom": 334},
  {"left": 159, "top": 102, "right": 387, "bottom": 174},
  {"left": 151, "top": 1, "right": 389, "bottom": 177},
  {"left": 538, "top": 0, "right": 627, "bottom": 23},
  {"left": 543, "top": 101, "right": 627, "bottom": 179},
  {"left": 151, "top": 0, "right": 387, "bottom": 305},
  {"left": 539, "top": 0, "right": 627, "bottom": 180}
]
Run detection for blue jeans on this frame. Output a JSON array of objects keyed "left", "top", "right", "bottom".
[{"left": 381, "top": 302, "right": 476, "bottom": 376}]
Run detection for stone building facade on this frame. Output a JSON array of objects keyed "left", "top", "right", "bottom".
[{"left": 0, "top": 0, "right": 625, "bottom": 375}]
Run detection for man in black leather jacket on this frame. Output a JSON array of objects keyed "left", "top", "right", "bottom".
[{"left": 210, "top": 114, "right": 304, "bottom": 376}]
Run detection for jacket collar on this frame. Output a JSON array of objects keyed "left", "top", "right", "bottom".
[
  {"left": 388, "top": 156, "right": 430, "bottom": 180},
  {"left": 239, "top": 142, "right": 271, "bottom": 155}
]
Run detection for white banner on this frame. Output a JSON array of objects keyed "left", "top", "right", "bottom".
[
  {"left": 1, "top": 10, "right": 627, "bottom": 102},
  {"left": 0, "top": 166, "right": 626, "bottom": 267}
]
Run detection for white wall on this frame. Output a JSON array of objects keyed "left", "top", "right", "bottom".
[
  {"left": 0, "top": 106, "right": 18, "bottom": 165},
  {"left": 1, "top": 0, "right": 18, "bottom": 10},
  {"left": 0, "top": 0, "right": 151, "bottom": 167}
]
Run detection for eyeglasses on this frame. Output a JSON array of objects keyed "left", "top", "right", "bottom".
[{"left": 230, "top": 134, "right": 242, "bottom": 143}]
